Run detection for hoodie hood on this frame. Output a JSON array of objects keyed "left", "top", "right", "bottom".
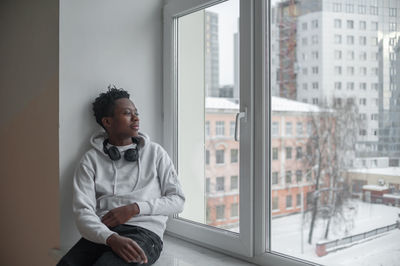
[{"left": 90, "top": 129, "right": 149, "bottom": 156}]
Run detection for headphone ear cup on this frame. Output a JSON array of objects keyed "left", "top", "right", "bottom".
[
  {"left": 124, "top": 148, "right": 139, "bottom": 162},
  {"left": 108, "top": 146, "right": 121, "bottom": 161}
]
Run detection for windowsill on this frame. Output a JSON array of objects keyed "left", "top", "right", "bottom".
[{"left": 49, "top": 234, "right": 256, "bottom": 265}]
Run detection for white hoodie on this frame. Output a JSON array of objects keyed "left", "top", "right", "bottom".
[{"left": 72, "top": 130, "right": 185, "bottom": 245}]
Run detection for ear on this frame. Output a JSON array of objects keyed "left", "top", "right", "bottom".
[{"left": 101, "top": 117, "right": 112, "bottom": 129}]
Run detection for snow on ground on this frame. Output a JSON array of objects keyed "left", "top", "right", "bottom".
[{"left": 271, "top": 200, "right": 400, "bottom": 265}]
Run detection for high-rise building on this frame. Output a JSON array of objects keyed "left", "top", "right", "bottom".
[{"left": 205, "top": 11, "right": 220, "bottom": 97}]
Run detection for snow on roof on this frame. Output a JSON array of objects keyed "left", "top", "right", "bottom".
[
  {"left": 348, "top": 167, "right": 400, "bottom": 177},
  {"left": 383, "top": 194, "right": 400, "bottom": 199},
  {"left": 362, "top": 185, "right": 389, "bottom": 191},
  {"left": 205, "top": 96, "right": 321, "bottom": 112}
]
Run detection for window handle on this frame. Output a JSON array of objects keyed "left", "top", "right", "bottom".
[{"left": 235, "top": 107, "right": 247, "bottom": 141}]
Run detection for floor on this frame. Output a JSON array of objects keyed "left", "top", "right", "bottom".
[{"left": 152, "top": 234, "right": 256, "bottom": 266}]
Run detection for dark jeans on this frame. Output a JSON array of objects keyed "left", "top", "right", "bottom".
[{"left": 57, "top": 225, "right": 163, "bottom": 266}]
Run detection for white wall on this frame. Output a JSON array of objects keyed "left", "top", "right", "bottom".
[{"left": 59, "top": 0, "right": 163, "bottom": 250}]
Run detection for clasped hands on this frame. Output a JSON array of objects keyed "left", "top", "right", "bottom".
[{"left": 103, "top": 203, "right": 148, "bottom": 264}]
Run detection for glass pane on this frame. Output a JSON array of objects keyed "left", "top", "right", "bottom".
[
  {"left": 269, "top": 0, "right": 400, "bottom": 265},
  {"left": 177, "top": 0, "right": 240, "bottom": 233}
]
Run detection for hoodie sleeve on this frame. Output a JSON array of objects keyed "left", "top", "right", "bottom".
[
  {"left": 72, "top": 160, "right": 115, "bottom": 245},
  {"left": 136, "top": 147, "right": 185, "bottom": 216}
]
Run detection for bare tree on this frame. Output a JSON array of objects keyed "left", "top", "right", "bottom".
[{"left": 304, "top": 99, "right": 362, "bottom": 244}]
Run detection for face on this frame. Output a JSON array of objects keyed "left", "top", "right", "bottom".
[{"left": 102, "top": 98, "right": 140, "bottom": 139}]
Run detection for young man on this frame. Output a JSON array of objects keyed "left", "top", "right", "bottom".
[{"left": 58, "top": 87, "right": 185, "bottom": 266}]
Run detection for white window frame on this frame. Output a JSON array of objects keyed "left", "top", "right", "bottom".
[{"left": 164, "top": 0, "right": 312, "bottom": 265}]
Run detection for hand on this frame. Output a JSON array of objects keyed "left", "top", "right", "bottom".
[
  {"left": 106, "top": 234, "right": 148, "bottom": 264},
  {"left": 101, "top": 203, "right": 140, "bottom": 227}
]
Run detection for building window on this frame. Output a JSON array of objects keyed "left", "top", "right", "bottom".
[
  {"left": 359, "top": 21, "right": 366, "bottom": 30},
  {"left": 285, "top": 147, "right": 292, "bottom": 160},
  {"left": 358, "top": 5, "right": 366, "bottom": 14},
  {"left": 285, "top": 122, "right": 292, "bottom": 136},
  {"left": 206, "top": 178, "right": 210, "bottom": 193},
  {"left": 359, "top": 36, "right": 366, "bottom": 45},
  {"left": 346, "top": 82, "right": 354, "bottom": 90},
  {"left": 206, "top": 150, "right": 210, "bottom": 165},
  {"left": 347, "top": 51, "right": 354, "bottom": 60},
  {"left": 334, "top": 50, "right": 342, "bottom": 59},
  {"left": 333, "top": 3, "right": 342, "bottom": 12},
  {"left": 311, "top": 35, "right": 318, "bottom": 45},
  {"left": 360, "top": 67, "right": 367, "bottom": 76},
  {"left": 302, "top": 22, "right": 307, "bottom": 30},
  {"left": 302, "top": 83, "right": 308, "bottom": 90},
  {"left": 216, "top": 121, "right": 225, "bottom": 136},
  {"left": 345, "top": 4, "right": 354, "bottom": 13},
  {"left": 335, "top": 66, "right": 342, "bottom": 75},
  {"left": 286, "top": 195, "right": 293, "bottom": 209},
  {"left": 230, "top": 203, "right": 238, "bottom": 218},
  {"left": 311, "top": 19, "right": 318, "bottom": 29},
  {"left": 311, "top": 51, "right": 318, "bottom": 60},
  {"left": 272, "top": 122, "right": 279, "bottom": 137},
  {"left": 334, "top": 19, "right": 341, "bottom": 28},
  {"left": 296, "top": 147, "right": 302, "bottom": 160},
  {"left": 371, "top": 21, "right": 378, "bottom": 30},
  {"left": 359, "top": 82, "right": 367, "bottom": 90},
  {"left": 389, "top": 8, "right": 397, "bottom": 17},
  {"left": 334, "top": 34, "right": 342, "bottom": 44},
  {"left": 312, "top": 66, "right": 318, "bottom": 74},
  {"left": 369, "top": 6, "right": 378, "bottom": 15},
  {"left": 334, "top": 82, "right": 342, "bottom": 90},
  {"left": 216, "top": 205, "right": 225, "bottom": 220},
  {"left": 296, "top": 193, "right": 301, "bottom": 207},
  {"left": 230, "top": 175, "right": 238, "bottom": 190},
  {"left": 230, "top": 121, "right": 235, "bottom": 137},
  {"left": 312, "top": 82, "right": 319, "bottom": 90},
  {"left": 389, "top": 22, "right": 397, "bottom": 32},
  {"left": 312, "top": 98, "right": 319, "bottom": 105},
  {"left": 272, "top": 172, "right": 279, "bottom": 185},
  {"left": 231, "top": 149, "right": 238, "bottom": 163},
  {"left": 347, "top": 67, "right": 354, "bottom": 76},
  {"left": 302, "top": 67, "right": 308, "bottom": 75},
  {"left": 216, "top": 176, "right": 225, "bottom": 191},
  {"left": 301, "top": 37, "right": 308, "bottom": 46},
  {"left": 272, "top": 147, "right": 278, "bottom": 160},
  {"left": 296, "top": 170, "right": 302, "bottom": 182},
  {"left": 296, "top": 122, "right": 303, "bottom": 136},
  {"left": 346, "top": 35, "right": 354, "bottom": 45},
  {"left": 205, "top": 121, "right": 210, "bottom": 137},
  {"left": 359, "top": 52, "right": 367, "bottom": 61},
  {"left": 272, "top": 196, "right": 279, "bottom": 210},
  {"left": 216, "top": 149, "right": 225, "bottom": 164},
  {"left": 285, "top": 171, "right": 292, "bottom": 184},
  {"left": 359, "top": 98, "right": 367, "bottom": 105},
  {"left": 346, "top": 20, "right": 354, "bottom": 29}
]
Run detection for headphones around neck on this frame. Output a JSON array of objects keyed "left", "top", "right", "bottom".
[{"left": 103, "top": 137, "right": 140, "bottom": 162}]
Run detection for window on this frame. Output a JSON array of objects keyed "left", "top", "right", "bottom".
[
  {"left": 389, "top": 38, "right": 396, "bottom": 46},
  {"left": 272, "top": 147, "right": 278, "bottom": 160},
  {"left": 216, "top": 205, "right": 225, "bottom": 220},
  {"left": 216, "top": 121, "right": 225, "bottom": 136},
  {"left": 312, "top": 82, "right": 318, "bottom": 90},
  {"left": 296, "top": 147, "right": 302, "bottom": 159},
  {"left": 286, "top": 147, "right": 292, "bottom": 159},
  {"left": 358, "top": 5, "right": 366, "bottom": 14},
  {"left": 296, "top": 122, "right": 303, "bottom": 136},
  {"left": 347, "top": 50, "right": 354, "bottom": 60},
  {"left": 312, "top": 66, "right": 318, "bottom": 74},
  {"left": 333, "top": 3, "right": 342, "bottom": 12},
  {"left": 206, "top": 150, "right": 210, "bottom": 165},
  {"left": 286, "top": 195, "right": 292, "bottom": 209},
  {"left": 272, "top": 197, "right": 279, "bottom": 210},
  {"left": 371, "top": 37, "right": 378, "bottom": 46},
  {"left": 389, "top": 8, "right": 397, "bottom": 17},
  {"left": 347, "top": 67, "right": 354, "bottom": 76},
  {"left": 311, "top": 51, "right": 318, "bottom": 60},
  {"left": 230, "top": 203, "right": 238, "bottom": 218},
  {"left": 359, "top": 52, "right": 367, "bottom": 61},
  {"left": 359, "top": 21, "right": 366, "bottom": 30},
  {"left": 230, "top": 121, "right": 235, "bottom": 137},
  {"left": 346, "top": 35, "right": 354, "bottom": 45},
  {"left": 311, "top": 19, "right": 318, "bottom": 29},
  {"left": 311, "top": 35, "right": 318, "bottom": 45},
  {"left": 359, "top": 36, "right": 366, "bottom": 45},
  {"left": 302, "top": 83, "right": 308, "bottom": 90},
  {"left": 345, "top": 4, "right": 354, "bottom": 13},
  {"left": 302, "top": 22, "right": 307, "bottom": 30},
  {"left": 272, "top": 172, "right": 279, "bottom": 185},
  {"left": 205, "top": 121, "right": 210, "bottom": 137},
  {"left": 359, "top": 98, "right": 367, "bottom": 105},
  {"left": 334, "top": 50, "right": 342, "bottom": 59},
  {"left": 216, "top": 177, "right": 225, "bottom": 192},
  {"left": 347, "top": 20, "right": 354, "bottom": 29},
  {"left": 230, "top": 175, "right": 238, "bottom": 190},
  {"left": 370, "top": 6, "right": 378, "bottom": 15},
  {"left": 360, "top": 82, "right": 367, "bottom": 90},
  {"left": 389, "top": 22, "right": 397, "bottom": 32},
  {"left": 334, "top": 82, "right": 342, "bottom": 90},
  {"left": 335, "top": 66, "right": 342, "bottom": 75},
  {"left": 285, "top": 171, "right": 292, "bottom": 184},
  {"left": 371, "top": 21, "right": 378, "bottom": 30},
  {"left": 231, "top": 149, "right": 238, "bottom": 163},
  {"left": 301, "top": 37, "right": 308, "bottom": 46},
  {"left": 206, "top": 178, "right": 210, "bottom": 193},
  {"left": 334, "top": 19, "right": 341, "bottom": 28},
  {"left": 272, "top": 122, "right": 279, "bottom": 137},
  {"left": 312, "top": 98, "right": 319, "bottom": 105},
  {"left": 334, "top": 34, "right": 342, "bottom": 44},
  {"left": 285, "top": 122, "right": 292, "bottom": 136},
  {"left": 296, "top": 170, "right": 302, "bottom": 182},
  {"left": 216, "top": 149, "right": 224, "bottom": 164},
  {"left": 296, "top": 193, "right": 301, "bottom": 207}
]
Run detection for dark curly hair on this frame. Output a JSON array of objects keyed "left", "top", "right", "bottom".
[{"left": 92, "top": 85, "right": 130, "bottom": 130}]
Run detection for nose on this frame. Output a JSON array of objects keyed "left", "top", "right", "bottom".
[{"left": 132, "top": 113, "right": 139, "bottom": 121}]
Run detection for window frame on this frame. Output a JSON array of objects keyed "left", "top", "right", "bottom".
[{"left": 164, "top": 0, "right": 313, "bottom": 265}]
